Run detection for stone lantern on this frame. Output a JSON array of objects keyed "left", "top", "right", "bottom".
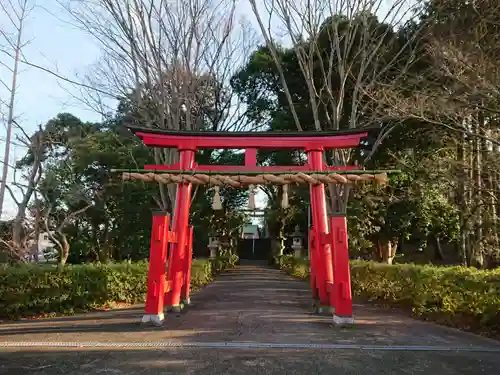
[
  {"left": 208, "top": 235, "right": 220, "bottom": 259},
  {"left": 291, "top": 225, "right": 304, "bottom": 258}
]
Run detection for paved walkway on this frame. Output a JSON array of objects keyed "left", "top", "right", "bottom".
[{"left": 1, "top": 262, "right": 499, "bottom": 374}]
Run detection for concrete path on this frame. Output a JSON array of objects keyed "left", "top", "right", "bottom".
[{"left": 1, "top": 262, "right": 499, "bottom": 374}]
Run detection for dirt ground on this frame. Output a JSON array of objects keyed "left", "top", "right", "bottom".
[{"left": 1, "top": 261, "right": 499, "bottom": 374}]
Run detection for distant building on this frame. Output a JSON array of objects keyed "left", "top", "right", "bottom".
[
  {"left": 241, "top": 224, "right": 260, "bottom": 239},
  {"left": 26, "top": 232, "right": 57, "bottom": 263}
]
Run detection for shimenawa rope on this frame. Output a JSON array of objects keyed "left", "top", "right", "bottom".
[
  {"left": 121, "top": 171, "right": 388, "bottom": 211},
  {"left": 121, "top": 172, "right": 388, "bottom": 187}
]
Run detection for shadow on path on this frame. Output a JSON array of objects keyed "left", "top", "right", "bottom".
[
  {"left": 1, "top": 261, "right": 499, "bottom": 374},
  {"left": 1, "top": 347, "right": 499, "bottom": 375}
]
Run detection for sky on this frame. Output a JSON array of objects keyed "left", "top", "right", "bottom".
[
  {"left": 0, "top": 0, "right": 414, "bottom": 220},
  {"left": 0, "top": 0, "right": 103, "bottom": 219},
  {"left": 0, "top": 0, "right": 270, "bottom": 220}
]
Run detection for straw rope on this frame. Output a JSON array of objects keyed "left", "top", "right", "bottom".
[{"left": 121, "top": 172, "right": 388, "bottom": 187}]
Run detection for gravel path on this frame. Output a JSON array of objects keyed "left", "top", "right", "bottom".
[{"left": 1, "top": 261, "right": 499, "bottom": 374}]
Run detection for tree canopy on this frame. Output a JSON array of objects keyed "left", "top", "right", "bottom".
[{"left": 2, "top": 0, "right": 499, "bottom": 269}]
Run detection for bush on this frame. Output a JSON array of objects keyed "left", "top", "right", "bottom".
[
  {"left": 273, "top": 255, "right": 309, "bottom": 279},
  {"left": 210, "top": 252, "right": 239, "bottom": 272},
  {"left": 274, "top": 256, "right": 500, "bottom": 333},
  {"left": 0, "top": 257, "right": 234, "bottom": 320}
]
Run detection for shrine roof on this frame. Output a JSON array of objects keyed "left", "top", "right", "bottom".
[
  {"left": 126, "top": 125, "right": 378, "bottom": 138},
  {"left": 126, "top": 125, "right": 382, "bottom": 150}
]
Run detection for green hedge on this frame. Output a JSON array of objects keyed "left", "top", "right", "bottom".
[
  {"left": 274, "top": 255, "right": 500, "bottom": 333},
  {"left": 210, "top": 253, "right": 239, "bottom": 272},
  {"left": 0, "top": 256, "right": 236, "bottom": 320}
]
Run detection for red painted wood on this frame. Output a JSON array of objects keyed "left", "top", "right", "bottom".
[
  {"left": 329, "top": 216, "right": 353, "bottom": 317},
  {"left": 181, "top": 226, "right": 194, "bottom": 303},
  {"left": 164, "top": 150, "right": 195, "bottom": 309},
  {"left": 144, "top": 214, "right": 169, "bottom": 315},
  {"left": 308, "top": 150, "right": 334, "bottom": 308},
  {"left": 245, "top": 148, "right": 257, "bottom": 167},
  {"left": 143, "top": 164, "right": 359, "bottom": 172},
  {"left": 136, "top": 131, "right": 367, "bottom": 150},
  {"left": 138, "top": 127, "right": 363, "bottom": 317},
  {"left": 167, "top": 231, "right": 177, "bottom": 243},
  {"left": 308, "top": 228, "right": 318, "bottom": 301}
]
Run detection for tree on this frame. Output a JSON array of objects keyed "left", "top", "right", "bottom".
[
  {"left": 62, "top": 118, "right": 155, "bottom": 262},
  {"left": 189, "top": 148, "right": 250, "bottom": 255},
  {"left": 246, "top": 0, "right": 424, "bottom": 215},
  {"left": 62, "top": 0, "right": 257, "bottom": 215},
  {"left": 371, "top": 0, "right": 500, "bottom": 267},
  {"left": 38, "top": 164, "right": 96, "bottom": 266},
  {"left": 376, "top": 0, "right": 500, "bottom": 141},
  {"left": 232, "top": 1, "right": 500, "bottom": 267},
  {"left": 348, "top": 146, "right": 459, "bottom": 264},
  {"left": 2, "top": 125, "right": 45, "bottom": 260},
  {"left": 12, "top": 111, "right": 250, "bottom": 264},
  {"left": 0, "top": 218, "right": 30, "bottom": 262},
  {"left": 0, "top": 0, "right": 33, "bottom": 217},
  {"left": 10, "top": 114, "right": 94, "bottom": 264}
]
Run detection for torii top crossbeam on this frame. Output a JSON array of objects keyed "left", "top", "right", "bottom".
[{"left": 127, "top": 126, "right": 372, "bottom": 150}]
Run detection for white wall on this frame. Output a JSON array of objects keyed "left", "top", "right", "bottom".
[{"left": 26, "top": 232, "right": 57, "bottom": 263}]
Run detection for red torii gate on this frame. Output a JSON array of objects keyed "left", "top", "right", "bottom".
[{"left": 128, "top": 126, "right": 370, "bottom": 326}]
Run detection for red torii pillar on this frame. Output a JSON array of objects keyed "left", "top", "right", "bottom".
[
  {"left": 141, "top": 212, "right": 169, "bottom": 325},
  {"left": 181, "top": 226, "right": 194, "bottom": 305},
  {"left": 130, "top": 126, "right": 368, "bottom": 326},
  {"left": 330, "top": 215, "right": 353, "bottom": 324},
  {"left": 307, "top": 148, "right": 334, "bottom": 314},
  {"left": 164, "top": 148, "right": 195, "bottom": 312}
]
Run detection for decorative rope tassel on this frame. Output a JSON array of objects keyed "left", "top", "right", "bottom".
[
  {"left": 248, "top": 184, "right": 256, "bottom": 210},
  {"left": 212, "top": 185, "right": 223, "bottom": 210},
  {"left": 281, "top": 184, "right": 289, "bottom": 209}
]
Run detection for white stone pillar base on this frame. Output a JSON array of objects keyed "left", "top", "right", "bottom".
[
  {"left": 333, "top": 315, "right": 354, "bottom": 326},
  {"left": 141, "top": 313, "right": 164, "bottom": 326}
]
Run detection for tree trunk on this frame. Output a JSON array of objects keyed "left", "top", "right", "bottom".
[
  {"left": 11, "top": 213, "right": 24, "bottom": 249},
  {"left": 11, "top": 151, "right": 42, "bottom": 255},
  {"left": 466, "top": 137, "right": 474, "bottom": 264},
  {"left": 434, "top": 235, "right": 444, "bottom": 261},
  {"left": 33, "top": 199, "right": 41, "bottom": 262},
  {"left": 271, "top": 234, "right": 285, "bottom": 256},
  {"left": 482, "top": 129, "right": 498, "bottom": 262},
  {"left": 377, "top": 238, "right": 398, "bottom": 265},
  {"left": 488, "top": 172, "right": 499, "bottom": 250},
  {"left": 98, "top": 246, "right": 111, "bottom": 263},
  {"left": 97, "top": 221, "right": 112, "bottom": 263},
  {"left": 457, "top": 136, "right": 468, "bottom": 266},
  {"left": 0, "top": 6, "right": 24, "bottom": 217},
  {"left": 494, "top": 171, "right": 500, "bottom": 251},
  {"left": 58, "top": 233, "right": 70, "bottom": 266},
  {"left": 471, "top": 120, "right": 484, "bottom": 268}
]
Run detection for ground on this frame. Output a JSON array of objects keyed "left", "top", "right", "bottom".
[{"left": 1, "top": 261, "right": 499, "bottom": 374}]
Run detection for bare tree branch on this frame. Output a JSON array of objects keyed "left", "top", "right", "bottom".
[
  {"left": 0, "top": 0, "right": 33, "bottom": 217},
  {"left": 60, "top": 0, "right": 258, "bottom": 214},
  {"left": 367, "top": 1, "right": 500, "bottom": 148},
  {"left": 247, "top": 0, "right": 423, "bottom": 212}
]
